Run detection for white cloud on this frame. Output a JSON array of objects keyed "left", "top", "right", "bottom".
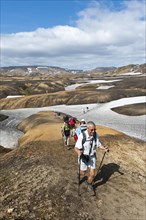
[{"left": 1, "top": 0, "right": 145, "bottom": 69}]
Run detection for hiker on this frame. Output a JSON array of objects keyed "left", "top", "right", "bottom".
[
  {"left": 61, "top": 121, "right": 71, "bottom": 147},
  {"left": 86, "top": 106, "right": 89, "bottom": 112},
  {"left": 74, "top": 119, "right": 87, "bottom": 142},
  {"left": 68, "top": 117, "right": 76, "bottom": 129},
  {"left": 83, "top": 106, "right": 89, "bottom": 114},
  {"left": 57, "top": 112, "right": 61, "bottom": 117},
  {"left": 63, "top": 114, "right": 69, "bottom": 123},
  {"left": 74, "top": 121, "right": 109, "bottom": 195},
  {"left": 68, "top": 117, "right": 76, "bottom": 136}
]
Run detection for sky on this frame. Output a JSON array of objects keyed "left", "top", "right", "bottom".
[{"left": 1, "top": 0, "right": 146, "bottom": 70}]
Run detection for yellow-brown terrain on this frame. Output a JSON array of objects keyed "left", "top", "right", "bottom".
[
  {"left": 0, "top": 70, "right": 146, "bottom": 220},
  {"left": 0, "top": 75, "right": 145, "bottom": 109},
  {"left": 0, "top": 110, "right": 145, "bottom": 220}
]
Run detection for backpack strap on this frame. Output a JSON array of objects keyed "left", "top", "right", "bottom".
[
  {"left": 93, "top": 131, "right": 97, "bottom": 141},
  {"left": 80, "top": 131, "right": 86, "bottom": 152},
  {"left": 82, "top": 131, "right": 86, "bottom": 146}
]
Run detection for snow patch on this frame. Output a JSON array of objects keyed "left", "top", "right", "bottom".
[
  {"left": 27, "top": 68, "right": 32, "bottom": 73},
  {"left": 120, "top": 72, "right": 142, "bottom": 76},
  {"left": 96, "top": 85, "right": 115, "bottom": 90},
  {"left": 6, "top": 95, "right": 24, "bottom": 98}
]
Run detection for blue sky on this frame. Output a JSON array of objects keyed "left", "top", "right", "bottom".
[
  {"left": 1, "top": 0, "right": 85, "bottom": 34},
  {"left": 1, "top": 0, "right": 146, "bottom": 69}
]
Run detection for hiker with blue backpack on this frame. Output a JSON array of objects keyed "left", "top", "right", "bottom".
[
  {"left": 74, "top": 119, "right": 87, "bottom": 142},
  {"left": 74, "top": 121, "right": 109, "bottom": 196}
]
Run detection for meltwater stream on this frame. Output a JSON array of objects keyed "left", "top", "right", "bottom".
[{"left": 0, "top": 96, "right": 145, "bottom": 149}]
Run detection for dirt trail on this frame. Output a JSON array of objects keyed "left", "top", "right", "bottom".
[{"left": 0, "top": 111, "right": 145, "bottom": 220}]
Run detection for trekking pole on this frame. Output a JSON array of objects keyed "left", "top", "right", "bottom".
[
  {"left": 96, "top": 151, "right": 107, "bottom": 175},
  {"left": 78, "top": 156, "right": 81, "bottom": 196},
  {"left": 61, "top": 132, "right": 65, "bottom": 146},
  {"left": 62, "top": 136, "right": 64, "bottom": 146}
]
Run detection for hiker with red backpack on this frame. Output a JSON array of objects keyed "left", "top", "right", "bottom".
[
  {"left": 74, "top": 121, "right": 109, "bottom": 196},
  {"left": 68, "top": 117, "right": 76, "bottom": 136},
  {"left": 68, "top": 117, "right": 76, "bottom": 129}
]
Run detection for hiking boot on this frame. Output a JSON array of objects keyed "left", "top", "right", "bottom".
[{"left": 87, "top": 183, "right": 96, "bottom": 196}]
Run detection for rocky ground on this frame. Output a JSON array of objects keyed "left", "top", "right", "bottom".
[{"left": 0, "top": 111, "right": 145, "bottom": 220}]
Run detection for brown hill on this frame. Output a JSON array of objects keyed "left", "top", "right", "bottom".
[
  {"left": 0, "top": 75, "right": 146, "bottom": 110},
  {"left": 105, "top": 63, "right": 146, "bottom": 76},
  {"left": 111, "top": 103, "right": 146, "bottom": 116},
  {"left": 0, "top": 77, "right": 67, "bottom": 98},
  {"left": 0, "top": 63, "right": 145, "bottom": 77},
  {"left": 0, "top": 66, "right": 72, "bottom": 77}
]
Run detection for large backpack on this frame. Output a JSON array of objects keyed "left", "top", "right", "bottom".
[
  {"left": 80, "top": 131, "right": 97, "bottom": 163},
  {"left": 82, "top": 131, "right": 97, "bottom": 148},
  {"left": 74, "top": 126, "right": 87, "bottom": 142}
]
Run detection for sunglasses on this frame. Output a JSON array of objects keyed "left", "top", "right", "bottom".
[{"left": 90, "top": 128, "right": 96, "bottom": 132}]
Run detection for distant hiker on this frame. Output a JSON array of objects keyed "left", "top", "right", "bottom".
[
  {"left": 61, "top": 121, "right": 71, "bottom": 148},
  {"left": 68, "top": 117, "right": 76, "bottom": 136},
  {"left": 63, "top": 114, "right": 69, "bottom": 123},
  {"left": 83, "top": 106, "right": 89, "bottom": 114},
  {"left": 68, "top": 117, "right": 76, "bottom": 129},
  {"left": 57, "top": 112, "right": 61, "bottom": 117},
  {"left": 74, "top": 119, "right": 87, "bottom": 142},
  {"left": 74, "top": 121, "right": 109, "bottom": 195}
]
